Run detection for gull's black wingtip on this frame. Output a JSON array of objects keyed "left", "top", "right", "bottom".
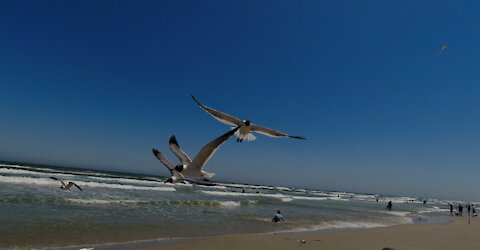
[
  {"left": 289, "top": 135, "right": 307, "bottom": 140},
  {"left": 169, "top": 135, "right": 179, "bottom": 145},
  {"left": 191, "top": 95, "right": 201, "bottom": 105},
  {"left": 152, "top": 148, "right": 160, "bottom": 156}
]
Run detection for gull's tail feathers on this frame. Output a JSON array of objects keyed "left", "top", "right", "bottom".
[{"left": 233, "top": 129, "right": 256, "bottom": 142}]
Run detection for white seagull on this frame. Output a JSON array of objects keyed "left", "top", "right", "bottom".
[
  {"left": 152, "top": 127, "right": 239, "bottom": 182},
  {"left": 49, "top": 177, "right": 83, "bottom": 191},
  {"left": 191, "top": 95, "right": 306, "bottom": 142},
  {"left": 152, "top": 148, "right": 188, "bottom": 184}
]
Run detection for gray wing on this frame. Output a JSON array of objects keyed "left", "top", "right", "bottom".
[
  {"left": 171, "top": 170, "right": 186, "bottom": 181},
  {"left": 65, "top": 182, "right": 74, "bottom": 190},
  {"left": 152, "top": 149, "right": 186, "bottom": 180},
  {"left": 72, "top": 182, "right": 83, "bottom": 191},
  {"left": 168, "top": 136, "right": 192, "bottom": 165},
  {"left": 189, "top": 126, "right": 239, "bottom": 171},
  {"left": 50, "top": 176, "right": 66, "bottom": 187},
  {"left": 191, "top": 95, "right": 242, "bottom": 126},
  {"left": 250, "top": 124, "right": 306, "bottom": 140},
  {"left": 152, "top": 148, "right": 176, "bottom": 171}
]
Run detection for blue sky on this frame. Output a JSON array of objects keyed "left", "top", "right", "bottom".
[{"left": 1, "top": 1, "right": 479, "bottom": 201}]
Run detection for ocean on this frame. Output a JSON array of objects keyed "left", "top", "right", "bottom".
[{"left": 0, "top": 163, "right": 451, "bottom": 249}]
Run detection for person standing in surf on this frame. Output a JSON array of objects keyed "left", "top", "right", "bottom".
[
  {"left": 386, "top": 201, "right": 393, "bottom": 210},
  {"left": 272, "top": 210, "right": 285, "bottom": 223}
]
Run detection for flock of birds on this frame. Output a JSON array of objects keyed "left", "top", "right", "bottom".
[
  {"left": 49, "top": 95, "right": 305, "bottom": 190},
  {"left": 153, "top": 95, "right": 306, "bottom": 184}
]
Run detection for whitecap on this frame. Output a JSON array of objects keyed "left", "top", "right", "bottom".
[{"left": 219, "top": 201, "right": 241, "bottom": 207}]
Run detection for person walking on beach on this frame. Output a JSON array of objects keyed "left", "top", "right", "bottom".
[
  {"left": 272, "top": 210, "right": 285, "bottom": 223},
  {"left": 450, "top": 203, "right": 453, "bottom": 215},
  {"left": 459, "top": 204, "right": 463, "bottom": 216},
  {"left": 467, "top": 204, "right": 471, "bottom": 216},
  {"left": 473, "top": 205, "right": 477, "bottom": 217},
  {"left": 386, "top": 201, "right": 393, "bottom": 210}
]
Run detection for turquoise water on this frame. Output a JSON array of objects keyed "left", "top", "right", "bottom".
[{"left": 0, "top": 163, "right": 450, "bottom": 249}]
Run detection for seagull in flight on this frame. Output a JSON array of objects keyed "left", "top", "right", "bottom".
[
  {"left": 152, "top": 148, "right": 188, "bottom": 184},
  {"left": 436, "top": 44, "right": 447, "bottom": 56},
  {"left": 152, "top": 127, "right": 239, "bottom": 182},
  {"left": 49, "top": 177, "right": 83, "bottom": 191},
  {"left": 191, "top": 95, "right": 306, "bottom": 142}
]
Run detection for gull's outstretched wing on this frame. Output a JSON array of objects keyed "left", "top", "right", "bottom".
[
  {"left": 64, "top": 182, "right": 74, "bottom": 190},
  {"left": 191, "top": 95, "right": 242, "bottom": 126},
  {"left": 153, "top": 148, "right": 187, "bottom": 182},
  {"left": 72, "top": 182, "right": 83, "bottom": 191},
  {"left": 152, "top": 148, "right": 176, "bottom": 171},
  {"left": 64, "top": 182, "right": 82, "bottom": 191},
  {"left": 190, "top": 127, "right": 239, "bottom": 171},
  {"left": 250, "top": 124, "right": 306, "bottom": 140},
  {"left": 168, "top": 136, "right": 192, "bottom": 165},
  {"left": 50, "top": 176, "right": 66, "bottom": 187}
]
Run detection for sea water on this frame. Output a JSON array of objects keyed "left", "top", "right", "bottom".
[{"left": 0, "top": 163, "right": 450, "bottom": 249}]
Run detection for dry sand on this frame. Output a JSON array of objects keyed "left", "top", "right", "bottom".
[{"left": 142, "top": 216, "right": 479, "bottom": 250}]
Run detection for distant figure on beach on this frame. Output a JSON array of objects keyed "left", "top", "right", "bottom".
[
  {"left": 386, "top": 201, "right": 393, "bottom": 210},
  {"left": 449, "top": 203, "right": 453, "bottom": 215},
  {"left": 242, "top": 189, "right": 245, "bottom": 193},
  {"left": 473, "top": 206, "right": 477, "bottom": 217},
  {"left": 423, "top": 200, "right": 427, "bottom": 205},
  {"left": 376, "top": 197, "right": 379, "bottom": 202},
  {"left": 272, "top": 210, "right": 285, "bottom": 223},
  {"left": 467, "top": 204, "right": 471, "bottom": 216},
  {"left": 458, "top": 204, "right": 463, "bottom": 216}
]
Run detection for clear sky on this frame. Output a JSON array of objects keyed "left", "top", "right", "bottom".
[{"left": 1, "top": 1, "right": 479, "bottom": 201}]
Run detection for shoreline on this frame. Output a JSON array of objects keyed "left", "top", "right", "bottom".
[
  {"left": 136, "top": 216, "right": 478, "bottom": 250},
  {"left": 54, "top": 213, "right": 464, "bottom": 250}
]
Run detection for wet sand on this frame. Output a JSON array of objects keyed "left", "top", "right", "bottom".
[{"left": 141, "top": 216, "right": 479, "bottom": 250}]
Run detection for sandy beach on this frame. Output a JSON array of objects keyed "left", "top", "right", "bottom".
[{"left": 142, "top": 216, "right": 479, "bottom": 250}]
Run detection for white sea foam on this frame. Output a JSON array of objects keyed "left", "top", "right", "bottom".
[
  {"left": 0, "top": 175, "right": 175, "bottom": 192},
  {"left": 219, "top": 201, "right": 241, "bottom": 207},
  {"left": 287, "top": 220, "right": 391, "bottom": 233},
  {"left": 64, "top": 198, "right": 140, "bottom": 205},
  {"left": 74, "top": 180, "right": 175, "bottom": 191},
  {"left": 198, "top": 184, "right": 227, "bottom": 190},
  {"left": 352, "top": 194, "right": 377, "bottom": 201},
  {"left": 223, "top": 183, "right": 276, "bottom": 191},
  {"left": 200, "top": 190, "right": 349, "bottom": 202},
  {"left": 381, "top": 211, "right": 411, "bottom": 217},
  {"left": 0, "top": 175, "right": 59, "bottom": 186},
  {"left": 275, "top": 186, "right": 291, "bottom": 191},
  {"left": 0, "top": 167, "right": 75, "bottom": 178},
  {"left": 383, "top": 196, "right": 421, "bottom": 204},
  {"left": 417, "top": 206, "right": 450, "bottom": 214},
  {"left": 64, "top": 198, "right": 244, "bottom": 208},
  {"left": 88, "top": 176, "right": 162, "bottom": 186}
]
